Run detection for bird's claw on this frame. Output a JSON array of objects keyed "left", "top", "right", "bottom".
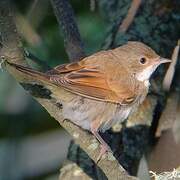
[{"left": 97, "top": 144, "right": 112, "bottom": 163}]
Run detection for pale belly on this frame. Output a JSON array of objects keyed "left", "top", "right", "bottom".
[{"left": 61, "top": 95, "right": 133, "bottom": 132}]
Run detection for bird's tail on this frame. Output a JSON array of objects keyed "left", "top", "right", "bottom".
[
  {"left": 5, "top": 61, "right": 50, "bottom": 82},
  {"left": 4, "top": 61, "right": 73, "bottom": 101}
]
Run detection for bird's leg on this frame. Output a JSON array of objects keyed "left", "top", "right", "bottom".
[{"left": 90, "top": 120, "right": 112, "bottom": 162}]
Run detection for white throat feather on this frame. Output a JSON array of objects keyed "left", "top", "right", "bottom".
[{"left": 135, "top": 64, "right": 159, "bottom": 82}]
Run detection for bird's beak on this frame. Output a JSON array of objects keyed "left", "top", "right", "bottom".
[
  {"left": 159, "top": 58, "right": 171, "bottom": 64},
  {"left": 153, "top": 57, "right": 171, "bottom": 66}
]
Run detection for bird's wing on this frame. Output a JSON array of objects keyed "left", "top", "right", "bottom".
[
  {"left": 49, "top": 61, "right": 137, "bottom": 104},
  {"left": 47, "top": 62, "right": 84, "bottom": 74}
]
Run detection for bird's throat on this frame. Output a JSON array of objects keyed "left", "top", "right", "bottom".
[{"left": 135, "top": 65, "right": 155, "bottom": 82}]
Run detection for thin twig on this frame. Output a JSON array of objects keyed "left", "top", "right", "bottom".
[
  {"left": 24, "top": 50, "right": 51, "bottom": 71},
  {"left": 26, "top": 0, "right": 49, "bottom": 29},
  {"left": 119, "top": 0, "right": 142, "bottom": 33},
  {"left": 26, "top": 0, "right": 39, "bottom": 19},
  {"left": 162, "top": 40, "right": 180, "bottom": 92}
]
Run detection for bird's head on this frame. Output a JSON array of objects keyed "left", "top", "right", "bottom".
[{"left": 116, "top": 41, "right": 171, "bottom": 81}]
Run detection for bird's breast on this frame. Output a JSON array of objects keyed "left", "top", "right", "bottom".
[{"left": 60, "top": 94, "right": 133, "bottom": 132}]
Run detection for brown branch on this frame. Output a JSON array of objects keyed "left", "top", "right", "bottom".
[
  {"left": 0, "top": 1, "right": 138, "bottom": 179},
  {"left": 50, "top": 0, "right": 86, "bottom": 62},
  {"left": 118, "top": 0, "right": 142, "bottom": 33},
  {"left": 162, "top": 40, "right": 180, "bottom": 92},
  {"left": 155, "top": 92, "right": 179, "bottom": 137}
]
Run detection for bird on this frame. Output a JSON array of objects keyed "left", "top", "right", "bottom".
[{"left": 4, "top": 41, "right": 171, "bottom": 159}]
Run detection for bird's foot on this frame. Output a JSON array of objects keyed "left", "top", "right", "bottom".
[{"left": 97, "top": 143, "right": 111, "bottom": 163}]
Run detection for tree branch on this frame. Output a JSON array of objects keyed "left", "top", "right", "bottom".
[
  {"left": 118, "top": 0, "right": 142, "bottom": 33},
  {"left": 162, "top": 40, "right": 180, "bottom": 92},
  {"left": 0, "top": 1, "right": 138, "bottom": 179},
  {"left": 50, "top": 0, "right": 86, "bottom": 62}
]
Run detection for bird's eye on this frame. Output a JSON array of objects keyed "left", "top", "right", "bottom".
[{"left": 139, "top": 57, "right": 147, "bottom": 64}]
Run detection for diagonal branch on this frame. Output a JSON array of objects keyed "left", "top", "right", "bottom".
[
  {"left": 162, "top": 40, "right": 180, "bottom": 92},
  {"left": 0, "top": 0, "right": 138, "bottom": 179},
  {"left": 50, "top": 0, "right": 86, "bottom": 62},
  {"left": 118, "top": 0, "right": 142, "bottom": 33}
]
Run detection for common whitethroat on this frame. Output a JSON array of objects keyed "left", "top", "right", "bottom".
[{"left": 5, "top": 41, "right": 171, "bottom": 159}]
